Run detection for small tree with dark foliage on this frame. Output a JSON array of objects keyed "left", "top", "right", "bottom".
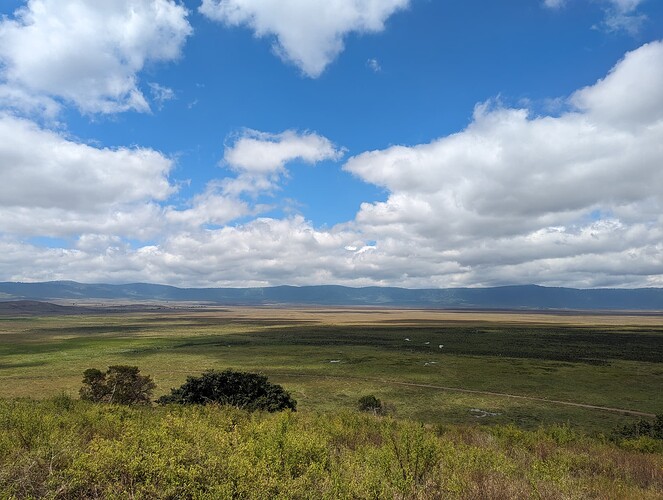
[
  {"left": 80, "top": 368, "right": 107, "bottom": 402},
  {"left": 358, "top": 394, "right": 385, "bottom": 415},
  {"left": 158, "top": 369, "right": 296, "bottom": 412},
  {"left": 79, "top": 365, "right": 155, "bottom": 405}
]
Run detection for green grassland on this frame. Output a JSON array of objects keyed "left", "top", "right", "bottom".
[{"left": 1, "top": 309, "right": 661, "bottom": 433}]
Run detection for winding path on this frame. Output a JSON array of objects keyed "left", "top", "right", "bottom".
[
  {"left": 383, "top": 379, "right": 656, "bottom": 418},
  {"left": 276, "top": 372, "right": 656, "bottom": 418}
]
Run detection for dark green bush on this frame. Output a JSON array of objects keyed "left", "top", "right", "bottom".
[
  {"left": 613, "top": 414, "right": 663, "bottom": 441},
  {"left": 357, "top": 394, "right": 385, "bottom": 415},
  {"left": 79, "top": 365, "right": 155, "bottom": 405},
  {"left": 158, "top": 369, "right": 297, "bottom": 412}
]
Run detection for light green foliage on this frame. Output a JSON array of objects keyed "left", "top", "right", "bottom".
[{"left": 1, "top": 398, "right": 662, "bottom": 499}]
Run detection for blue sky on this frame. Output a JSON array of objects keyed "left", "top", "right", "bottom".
[{"left": 0, "top": 0, "right": 662, "bottom": 288}]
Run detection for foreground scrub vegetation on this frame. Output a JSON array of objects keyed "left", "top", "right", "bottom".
[{"left": 1, "top": 397, "right": 662, "bottom": 499}]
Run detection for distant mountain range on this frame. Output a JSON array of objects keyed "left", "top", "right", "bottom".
[{"left": 1, "top": 281, "right": 663, "bottom": 310}]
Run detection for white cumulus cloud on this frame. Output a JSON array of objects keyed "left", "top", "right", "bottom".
[
  {"left": 224, "top": 129, "right": 344, "bottom": 174},
  {"left": 0, "top": 113, "right": 175, "bottom": 238},
  {"left": 199, "top": 0, "right": 409, "bottom": 77},
  {"left": 571, "top": 41, "right": 663, "bottom": 126},
  {"left": 2, "top": 40, "right": 663, "bottom": 288},
  {"left": 0, "top": 120, "right": 345, "bottom": 264},
  {"left": 343, "top": 40, "right": 663, "bottom": 287},
  {"left": 222, "top": 129, "right": 345, "bottom": 195},
  {"left": 0, "top": 0, "right": 192, "bottom": 114}
]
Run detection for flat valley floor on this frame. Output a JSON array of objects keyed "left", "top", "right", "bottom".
[{"left": 1, "top": 304, "right": 662, "bottom": 433}]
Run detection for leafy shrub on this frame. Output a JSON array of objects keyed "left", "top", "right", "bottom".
[
  {"left": 3, "top": 398, "right": 663, "bottom": 498},
  {"left": 158, "top": 369, "right": 297, "bottom": 412},
  {"left": 357, "top": 395, "right": 385, "bottom": 415},
  {"left": 613, "top": 414, "right": 663, "bottom": 441},
  {"left": 619, "top": 436, "right": 663, "bottom": 454},
  {"left": 79, "top": 365, "right": 155, "bottom": 405}
]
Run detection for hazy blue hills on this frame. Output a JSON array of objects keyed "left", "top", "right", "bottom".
[{"left": 1, "top": 281, "right": 663, "bottom": 310}]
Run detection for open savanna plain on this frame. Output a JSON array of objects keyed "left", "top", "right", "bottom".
[
  {"left": 1, "top": 305, "right": 662, "bottom": 432},
  {"left": 2, "top": 305, "right": 663, "bottom": 498}
]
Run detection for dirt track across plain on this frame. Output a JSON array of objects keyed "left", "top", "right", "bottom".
[{"left": 276, "top": 372, "right": 657, "bottom": 418}]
